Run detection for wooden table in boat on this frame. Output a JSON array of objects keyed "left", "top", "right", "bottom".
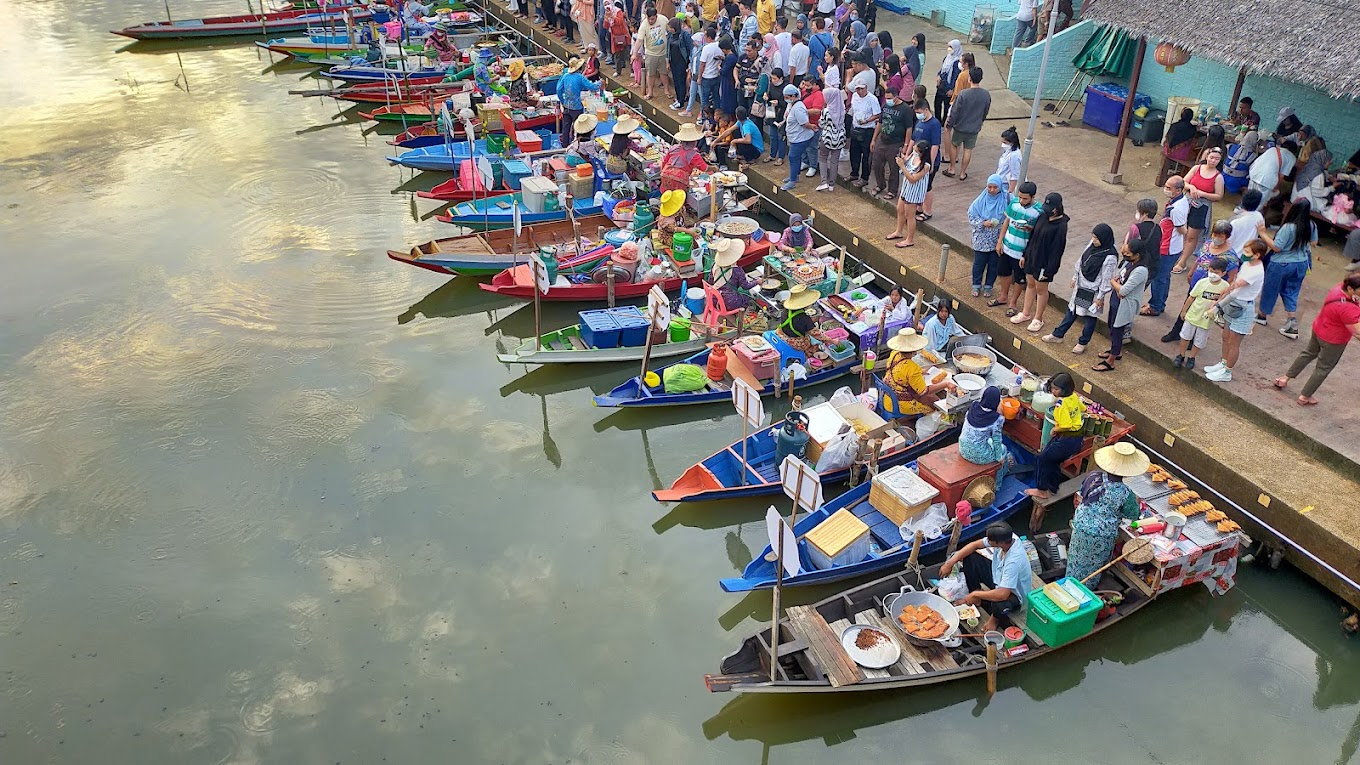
[{"left": 784, "top": 602, "right": 961, "bottom": 688}]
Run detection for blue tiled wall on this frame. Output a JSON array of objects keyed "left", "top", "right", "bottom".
[{"left": 1006, "top": 19, "right": 1094, "bottom": 99}]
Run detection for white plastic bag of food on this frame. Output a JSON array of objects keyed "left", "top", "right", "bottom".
[
  {"left": 899, "top": 502, "right": 950, "bottom": 543},
  {"left": 780, "top": 361, "right": 808, "bottom": 383},
  {"left": 937, "top": 571, "right": 969, "bottom": 602},
  {"left": 829, "top": 386, "right": 857, "bottom": 409},
  {"left": 814, "top": 428, "right": 859, "bottom": 472}
]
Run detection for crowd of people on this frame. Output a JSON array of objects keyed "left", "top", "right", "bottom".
[{"left": 516, "top": 0, "right": 1359, "bottom": 407}]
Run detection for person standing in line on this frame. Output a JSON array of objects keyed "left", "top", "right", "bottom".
[
  {"left": 736, "top": 0, "right": 758, "bottom": 50},
  {"left": 989, "top": 180, "right": 1039, "bottom": 314},
  {"left": 639, "top": 4, "right": 670, "bottom": 99},
  {"left": 967, "top": 174, "right": 1009, "bottom": 298},
  {"left": 698, "top": 25, "right": 723, "bottom": 116},
  {"left": 885, "top": 139, "right": 931, "bottom": 248},
  {"left": 1146, "top": 175, "right": 1188, "bottom": 317},
  {"left": 717, "top": 35, "right": 739, "bottom": 116},
  {"left": 910, "top": 99, "right": 941, "bottom": 222},
  {"left": 868, "top": 79, "right": 913, "bottom": 200},
  {"left": 1162, "top": 219, "right": 1239, "bottom": 343},
  {"left": 995, "top": 125, "right": 1021, "bottom": 192},
  {"left": 787, "top": 28, "right": 810, "bottom": 85},
  {"left": 847, "top": 80, "right": 880, "bottom": 187},
  {"left": 606, "top": 1, "right": 632, "bottom": 76},
  {"left": 798, "top": 76, "right": 825, "bottom": 178},
  {"left": 942, "top": 66, "right": 990, "bottom": 181},
  {"left": 1254, "top": 199, "right": 1318, "bottom": 339},
  {"left": 813, "top": 83, "right": 845, "bottom": 190},
  {"left": 1043, "top": 223, "right": 1118, "bottom": 353},
  {"left": 781, "top": 83, "right": 816, "bottom": 190},
  {"left": 1176, "top": 147, "right": 1225, "bottom": 277},
  {"left": 932, "top": 39, "right": 961, "bottom": 127},
  {"left": 1012, "top": 192, "right": 1068, "bottom": 333},
  {"left": 1171, "top": 256, "right": 1232, "bottom": 371},
  {"left": 1202, "top": 239, "right": 1267, "bottom": 383},
  {"left": 940, "top": 51, "right": 974, "bottom": 167},
  {"left": 666, "top": 17, "right": 693, "bottom": 109},
  {"left": 736, "top": 37, "right": 763, "bottom": 113},
  {"left": 1013, "top": 0, "right": 1037, "bottom": 48},
  {"left": 1226, "top": 188, "right": 1264, "bottom": 255},
  {"left": 1090, "top": 237, "right": 1150, "bottom": 373},
  {"left": 757, "top": 0, "right": 775, "bottom": 33},
  {"left": 757, "top": 69, "right": 787, "bottom": 164},
  {"left": 1274, "top": 274, "right": 1360, "bottom": 405}
]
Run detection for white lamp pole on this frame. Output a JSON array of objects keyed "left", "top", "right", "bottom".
[{"left": 1017, "top": 5, "right": 1063, "bottom": 183}]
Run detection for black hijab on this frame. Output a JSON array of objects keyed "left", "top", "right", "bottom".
[
  {"left": 1166, "top": 107, "right": 1196, "bottom": 147},
  {"left": 1079, "top": 223, "right": 1117, "bottom": 282}
]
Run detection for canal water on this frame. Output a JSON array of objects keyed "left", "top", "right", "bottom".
[{"left": 3, "top": 3, "right": 1360, "bottom": 763}]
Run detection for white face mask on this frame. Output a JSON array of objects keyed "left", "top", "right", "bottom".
[{"left": 1207, "top": 273, "right": 1223, "bottom": 283}]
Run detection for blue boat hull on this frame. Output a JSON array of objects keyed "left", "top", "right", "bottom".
[
  {"left": 719, "top": 439, "right": 1035, "bottom": 592},
  {"left": 441, "top": 197, "right": 603, "bottom": 230},
  {"left": 322, "top": 65, "right": 448, "bottom": 82},
  {"left": 651, "top": 425, "right": 960, "bottom": 503},
  {"left": 387, "top": 135, "right": 564, "bottom": 171},
  {"left": 592, "top": 347, "right": 856, "bottom": 408}
]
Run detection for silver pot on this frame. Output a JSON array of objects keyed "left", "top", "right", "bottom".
[{"left": 880, "top": 586, "right": 962, "bottom": 647}]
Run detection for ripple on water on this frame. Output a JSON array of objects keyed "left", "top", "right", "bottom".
[
  {"left": 237, "top": 669, "right": 330, "bottom": 736},
  {"left": 1245, "top": 655, "right": 1311, "bottom": 719},
  {"left": 249, "top": 388, "right": 367, "bottom": 464},
  {"left": 0, "top": 453, "right": 39, "bottom": 521}
]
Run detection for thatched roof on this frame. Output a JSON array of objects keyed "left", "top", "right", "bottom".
[{"left": 1081, "top": 0, "right": 1360, "bottom": 99}]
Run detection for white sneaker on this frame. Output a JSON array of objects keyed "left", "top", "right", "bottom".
[
  {"left": 1205, "top": 366, "right": 1233, "bottom": 382},
  {"left": 1040, "top": 334, "right": 1060, "bottom": 343},
  {"left": 1203, "top": 361, "right": 1225, "bottom": 374},
  {"left": 805, "top": 167, "right": 817, "bottom": 177},
  {"left": 814, "top": 183, "right": 831, "bottom": 191}
]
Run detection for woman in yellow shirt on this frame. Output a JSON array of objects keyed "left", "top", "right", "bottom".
[
  {"left": 883, "top": 328, "right": 954, "bottom": 417},
  {"left": 1026, "top": 372, "right": 1086, "bottom": 500}
]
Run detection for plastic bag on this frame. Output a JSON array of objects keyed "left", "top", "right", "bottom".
[
  {"left": 899, "top": 501, "right": 949, "bottom": 543},
  {"left": 779, "top": 361, "right": 808, "bottom": 383},
  {"left": 937, "top": 572, "right": 969, "bottom": 602},
  {"left": 915, "top": 413, "right": 943, "bottom": 439},
  {"left": 662, "top": 364, "right": 708, "bottom": 393},
  {"left": 814, "top": 428, "right": 858, "bottom": 472},
  {"left": 829, "top": 386, "right": 857, "bottom": 409}
]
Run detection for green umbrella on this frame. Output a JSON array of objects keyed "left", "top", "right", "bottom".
[{"left": 1072, "top": 25, "right": 1136, "bottom": 78}]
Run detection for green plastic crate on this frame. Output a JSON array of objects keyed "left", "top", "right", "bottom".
[{"left": 1024, "top": 577, "right": 1102, "bottom": 647}]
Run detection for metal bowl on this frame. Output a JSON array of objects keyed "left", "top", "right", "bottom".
[
  {"left": 951, "top": 345, "right": 996, "bottom": 376},
  {"left": 840, "top": 624, "right": 902, "bottom": 669},
  {"left": 881, "top": 586, "right": 961, "bottom": 647}
]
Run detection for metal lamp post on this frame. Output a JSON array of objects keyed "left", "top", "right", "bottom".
[{"left": 1017, "top": 5, "right": 1063, "bottom": 183}]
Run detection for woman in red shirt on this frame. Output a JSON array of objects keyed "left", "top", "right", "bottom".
[{"left": 1275, "top": 274, "right": 1360, "bottom": 405}]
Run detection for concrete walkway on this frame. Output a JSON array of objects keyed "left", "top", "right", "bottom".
[{"left": 483, "top": 3, "right": 1360, "bottom": 603}]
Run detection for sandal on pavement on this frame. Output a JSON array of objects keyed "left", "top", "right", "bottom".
[
  {"left": 986, "top": 299, "right": 1007, "bottom": 308},
  {"left": 895, "top": 241, "right": 916, "bottom": 248},
  {"left": 885, "top": 233, "right": 903, "bottom": 240},
  {"left": 1091, "top": 360, "right": 1117, "bottom": 372},
  {"left": 1297, "top": 396, "right": 1319, "bottom": 406},
  {"left": 941, "top": 169, "right": 955, "bottom": 178},
  {"left": 1004, "top": 308, "right": 1018, "bottom": 317},
  {"left": 1273, "top": 376, "right": 1289, "bottom": 390}
]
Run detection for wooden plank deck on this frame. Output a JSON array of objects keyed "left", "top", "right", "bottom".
[
  {"left": 831, "top": 618, "right": 890, "bottom": 679},
  {"left": 858, "top": 609, "right": 959, "bottom": 674},
  {"left": 786, "top": 605, "right": 864, "bottom": 688}
]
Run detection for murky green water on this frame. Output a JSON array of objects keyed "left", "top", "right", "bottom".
[{"left": 4, "top": 3, "right": 1360, "bottom": 763}]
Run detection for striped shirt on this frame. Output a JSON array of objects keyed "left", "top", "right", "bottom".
[{"left": 1001, "top": 197, "right": 1040, "bottom": 260}]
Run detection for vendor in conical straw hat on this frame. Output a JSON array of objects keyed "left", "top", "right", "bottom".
[
  {"left": 654, "top": 189, "right": 697, "bottom": 240},
  {"left": 775, "top": 285, "right": 826, "bottom": 353},
  {"left": 505, "top": 59, "right": 531, "bottom": 103},
  {"left": 565, "top": 112, "right": 601, "bottom": 165},
  {"left": 708, "top": 236, "right": 755, "bottom": 310},
  {"left": 660, "top": 122, "right": 711, "bottom": 192},
  {"left": 883, "top": 328, "right": 955, "bottom": 417},
  {"left": 1066, "top": 441, "right": 1150, "bottom": 583},
  {"left": 607, "top": 116, "right": 643, "bottom": 175}
]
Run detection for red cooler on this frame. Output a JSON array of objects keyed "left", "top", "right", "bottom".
[
  {"left": 916, "top": 443, "right": 1002, "bottom": 513},
  {"left": 732, "top": 336, "right": 780, "bottom": 381}
]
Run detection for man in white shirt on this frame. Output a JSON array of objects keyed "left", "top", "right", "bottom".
[
  {"left": 698, "top": 27, "right": 722, "bottom": 116},
  {"left": 847, "top": 55, "right": 875, "bottom": 95},
  {"left": 848, "top": 81, "right": 881, "bottom": 187},
  {"left": 1247, "top": 139, "right": 1297, "bottom": 204},
  {"left": 816, "top": 0, "right": 836, "bottom": 17},
  {"left": 639, "top": 4, "right": 670, "bottom": 101},
  {"left": 1013, "top": 0, "right": 1037, "bottom": 49},
  {"left": 1227, "top": 188, "right": 1265, "bottom": 255},
  {"left": 773, "top": 16, "right": 792, "bottom": 74},
  {"left": 787, "top": 29, "right": 810, "bottom": 84}
]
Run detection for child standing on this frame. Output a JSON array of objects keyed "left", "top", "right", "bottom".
[{"left": 1173, "top": 256, "right": 1231, "bottom": 370}]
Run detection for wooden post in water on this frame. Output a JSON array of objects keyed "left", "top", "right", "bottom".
[
  {"left": 834, "top": 246, "right": 847, "bottom": 294},
  {"left": 163, "top": 0, "right": 174, "bottom": 23},
  {"left": 907, "top": 529, "right": 925, "bottom": 569},
  {"left": 985, "top": 642, "right": 998, "bottom": 696},
  {"left": 605, "top": 267, "right": 616, "bottom": 307},
  {"left": 638, "top": 314, "right": 657, "bottom": 385}
]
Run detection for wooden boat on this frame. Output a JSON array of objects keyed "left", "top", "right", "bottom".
[
  {"left": 436, "top": 192, "right": 597, "bottom": 231},
  {"left": 592, "top": 342, "right": 857, "bottom": 409},
  {"left": 719, "top": 439, "right": 1034, "bottom": 592},
  {"left": 321, "top": 64, "right": 451, "bottom": 84},
  {"left": 705, "top": 530, "right": 1159, "bottom": 694},
  {"left": 388, "top": 135, "right": 563, "bottom": 169},
  {"left": 257, "top": 37, "right": 417, "bottom": 60},
  {"left": 112, "top": 7, "right": 370, "bottom": 39},
  {"left": 497, "top": 323, "right": 738, "bottom": 365},
  {"left": 387, "top": 214, "right": 614, "bottom": 277},
  {"left": 393, "top": 110, "right": 559, "bottom": 149},
  {"left": 412, "top": 158, "right": 509, "bottom": 202},
  {"left": 480, "top": 237, "right": 769, "bottom": 300},
  {"left": 653, "top": 423, "right": 959, "bottom": 504},
  {"left": 333, "top": 83, "right": 466, "bottom": 104}
]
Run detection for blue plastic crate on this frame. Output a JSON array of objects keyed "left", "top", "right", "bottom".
[
  {"left": 607, "top": 306, "right": 651, "bottom": 347},
  {"left": 502, "top": 159, "right": 532, "bottom": 190},
  {"left": 1082, "top": 86, "right": 1127, "bottom": 136},
  {"left": 578, "top": 309, "right": 620, "bottom": 349}
]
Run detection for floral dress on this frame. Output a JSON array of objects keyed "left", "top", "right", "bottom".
[
  {"left": 1067, "top": 472, "right": 1141, "bottom": 583},
  {"left": 959, "top": 415, "right": 1007, "bottom": 465}
]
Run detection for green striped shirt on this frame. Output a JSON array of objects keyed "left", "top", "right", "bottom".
[{"left": 1002, "top": 198, "right": 1040, "bottom": 260}]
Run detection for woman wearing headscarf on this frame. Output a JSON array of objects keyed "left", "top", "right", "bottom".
[
  {"left": 795, "top": 13, "right": 810, "bottom": 41},
  {"left": 1043, "top": 223, "right": 1119, "bottom": 353},
  {"left": 958, "top": 386, "right": 1010, "bottom": 473},
  {"left": 967, "top": 174, "right": 1009, "bottom": 297},
  {"left": 846, "top": 18, "right": 868, "bottom": 54},
  {"left": 1292, "top": 136, "right": 1333, "bottom": 209},
  {"left": 900, "top": 38, "right": 921, "bottom": 86},
  {"left": 1012, "top": 192, "right": 1069, "bottom": 333},
  {"left": 815, "top": 84, "right": 847, "bottom": 191},
  {"left": 1066, "top": 443, "right": 1148, "bottom": 582},
  {"left": 933, "top": 39, "right": 962, "bottom": 125},
  {"left": 1163, "top": 107, "right": 1197, "bottom": 165},
  {"left": 774, "top": 213, "right": 813, "bottom": 253},
  {"left": 1025, "top": 372, "right": 1085, "bottom": 501}
]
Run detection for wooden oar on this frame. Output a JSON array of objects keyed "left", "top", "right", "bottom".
[{"left": 1079, "top": 537, "right": 1154, "bottom": 585}]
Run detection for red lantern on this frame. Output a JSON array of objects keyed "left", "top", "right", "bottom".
[{"left": 1154, "top": 41, "right": 1191, "bottom": 72}]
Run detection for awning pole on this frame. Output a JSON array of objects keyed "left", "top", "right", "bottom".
[
  {"left": 1017, "top": 5, "right": 1063, "bottom": 183},
  {"left": 1229, "top": 67, "right": 1246, "bottom": 115},
  {"left": 1106, "top": 35, "right": 1147, "bottom": 181}
]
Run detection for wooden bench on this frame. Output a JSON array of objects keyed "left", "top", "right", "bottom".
[{"left": 786, "top": 605, "right": 864, "bottom": 687}]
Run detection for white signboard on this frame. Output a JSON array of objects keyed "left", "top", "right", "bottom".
[
  {"left": 512, "top": 198, "right": 523, "bottom": 237},
  {"left": 780, "top": 455, "right": 822, "bottom": 512},
  {"left": 646, "top": 284, "right": 671, "bottom": 328},
  {"left": 529, "top": 251, "right": 551, "bottom": 295},
  {"left": 731, "top": 378, "right": 765, "bottom": 431},
  {"left": 765, "top": 506, "right": 802, "bottom": 578}
]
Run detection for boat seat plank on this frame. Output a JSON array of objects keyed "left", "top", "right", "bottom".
[
  {"left": 774, "top": 637, "right": 808, "bottom": 658},
  {"left": 849, "top": 499, "right": 905, "bottom": 548},
  {"left": 786, "top": 606, "right": 864, "bottom": 688},
  {"left": 847, "top": 613, "right": 892, "bottom": 679},
  {"left": 567, "top": 336, "right": 588, "bottom": 350},
  {"left": 548, "top": 340, "right": 566, "bottom": 351}
]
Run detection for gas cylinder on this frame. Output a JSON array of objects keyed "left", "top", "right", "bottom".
[
  {"left": 706, "top": 343, "right": 730, "bottom": 381},
  {"left": 774, "top": 411, "right": 811, "bottom": 463},
  {"left": 632, "top": 204, "right": 655, "bottom": 237}
]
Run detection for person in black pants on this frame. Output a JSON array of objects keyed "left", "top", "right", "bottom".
[
  {"left": 847, "top": 79, "right": 879, "bottom": 187},
  {"left": 933, "top": 39, "right": 961, "bottom": 127}
]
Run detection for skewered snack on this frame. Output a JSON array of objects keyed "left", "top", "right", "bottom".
[
  {"left": 1166, "top": 478, "right": 1187, "bottom": 490},
  {"left": 1216, "top": 520, "right": 1241, "bottom": 533},
  {"left": 1169, "top": 490, "right": 1201, "bottom": 507},
  {"left": 1205, "top": 509, "right": 1227, "bottom": 522}
]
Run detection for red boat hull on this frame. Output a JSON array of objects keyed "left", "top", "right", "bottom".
[{"left": 477, "top": 239, "right": 772, "bottom": 302}]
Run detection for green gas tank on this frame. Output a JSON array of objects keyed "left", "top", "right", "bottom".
[{"left": 632, "top": 204, "right": 655, "bottom": 237}]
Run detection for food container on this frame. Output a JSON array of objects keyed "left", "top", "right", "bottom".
[
  {"left": 1031, "top": 390, "right": 1056, "bottom": 414},
  {"left": 514, "top": 129, "right": 543, "bottom": 153},
  {"left": 1003, "top": 626, "right": 1025, "bottom": 648},
  {"left": 799, "top": 401, "right": 850, "bottom": 464},
  {"left": 519, "top": 175, "right": 558, "bottom": 213},
  {"left": 841, "top": 624, "right": 902, "bottom": 669},
  {"left": 606, "top": 306, "right": 651, "bottom": 347},
  {"left": 805, "top": 509, "right": 871, "bottom": 570},
  {"left": 1025, "top": 577, "right": 1102, "bottom": 647},
  {"left": 577, "top": 309, "right": 620, "bottom": 348},
  {"left": 502, "top": 159, "right": 533, "bottom": 190},
  {"left": 869, "top": 465, "right": 939, "bottom": 526},
  {"left": 732, "top": 335, "right": 780, "bottom": 380},
  {"left": 1162, "top": 510, "right": 1187, "bottom": 540},
  {"left": 881, "top": 585, "right": 961, "bottom": 647},
  {"left": 834, "top": 401, "right": 906, "bottom": 453},
  {"left": 950, "top": 345, "right": 996, "bottom": 375}
]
